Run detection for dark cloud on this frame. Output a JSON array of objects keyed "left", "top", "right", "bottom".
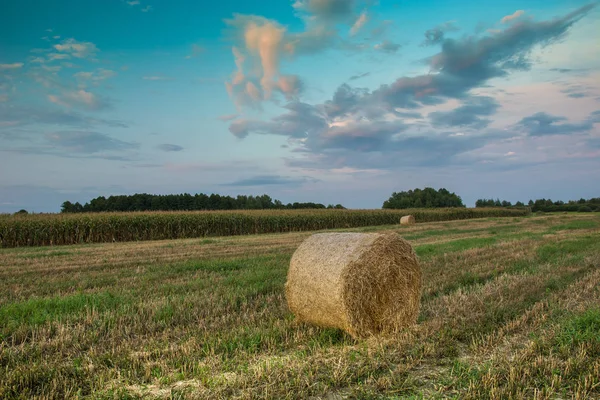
[
  {"left": 222, "top": 175, "right": 318, "bottom": 186},
  {"left": 374, "top": 40, "right": 401, "bottom": 53},
  {"left": 518, "top": 112, "right": 594, "bottom": 136},
  {"left": 560, "top": 84, "right": 591, "bottom": 99},
  {"left": 228, "top": 4, "right": 596, "bottom": 172},
  {"left": 422, "top": 21, "right": 460, "bottom": 46},
  {"left": 45, "top": 131, "right": 139, "bottom": 153},
  {"left": 428, "top": 96, "right": 500, "bottom": 128},
  {"left": 370, "top": 4, "right": 596, "bottom": 110},
  {"left": 310, "top": 120, "right": 408, "bottom": 152},
  {"left": 370, "top": 20, "right": 393, "bottom": 37},
  {"left": 157, "top": 144, "right": 184, "bottom": 152},
  {"left": 323, "top": 84, "right": 370, "bottom": 118},
  {"left": 229, "top": 102, "right": 327, "bottom": 139},
  {"left": 551, "top": 68, "right": 574, "bottom": 73},
  {"left": 0, "top": 103, "right": 128, "bottom": 129},
  {"left": 217, "top": 114, "right": 240, "bottom": 121},
  {"left": 349, "top": 72, "right": 370, "bottom": 81},
  {"left": 293, "top": 0, "right": 357, "bottom": 21},
  {"left": 395, "top": 111, "right": 423, "bottom": 119},
  {"left": 550, "top": 67, "right": 590, "bottom": 75},
  {"left": 285, "top": 130, "right": 509, "bottom": 170}
]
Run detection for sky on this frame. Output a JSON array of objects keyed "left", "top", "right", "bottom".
[{"left": 1, "top": 0, "right": 599, "bottom": 212}]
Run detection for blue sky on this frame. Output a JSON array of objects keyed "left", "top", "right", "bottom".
[{"left": 1, "top": 0, "right": 599, "bottom": 212}]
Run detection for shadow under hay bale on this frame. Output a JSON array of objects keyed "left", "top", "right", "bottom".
[
  {"left": 285, "top": 232, "right": 422, "bottom": 338},
  {"left": 400, "top": 215, "right": 416, "bottom": 225}
]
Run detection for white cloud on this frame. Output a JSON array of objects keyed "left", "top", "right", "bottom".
[
  {"left": 0, "top": 63, "right": 24, "bottom": 70},
  {"left": 218, "top": 114, "right": 240, "bottom": 121},
  {"left": 74, "top": 69, "right": 117, "bottom": 87},
  {"left": 48, "top": 90, "right": 109, "bottom": 111},
  {"left": 185, "top": 44, "right": 205, "bottom": 59},
  {"left": 143, "top": 76, "right": 173, "bottom": 81},
  {"left": 54, "top": 39, "right": 98, "bottom": 59},
  {"left": 350, "top": 12, "right": 368, "bottom": 36},
  {"left": 47, "top": 53, "right": 71, "bottom": 61},
  {"left": 141, "top": 5, "right": 153, "bottom": 12},
  {"left": 501, "top": 10, "right": 525, "bottom": 24}
]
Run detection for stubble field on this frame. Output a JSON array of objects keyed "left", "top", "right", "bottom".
[{"left": 1, "top": 213, "right": 599, "bottom": 399}]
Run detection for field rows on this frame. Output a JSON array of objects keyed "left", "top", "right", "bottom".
[
  {"left": 0, "top": 208, "right": 530, "bottom": 248},
  {"left": 0, "top": 213, "right": 598, "bottom": 399}
]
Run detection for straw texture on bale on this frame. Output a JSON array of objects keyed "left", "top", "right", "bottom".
[
  {"left": 285, "top": 232, "right": 422, "bottom": 338},
  {"left": 400, "top": 215, "right": 416, "bottom": 225}
]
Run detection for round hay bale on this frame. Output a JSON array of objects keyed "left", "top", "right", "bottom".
[
  {"left": 400, "top": 215, "right": 416, "bottom": 225},
  {"left": 285, "top": 232, "right": 421, "bottom": 338}
]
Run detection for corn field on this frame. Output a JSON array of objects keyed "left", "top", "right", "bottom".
[{"left": 0, "top": 208, "right": 530, "bottom": 248}]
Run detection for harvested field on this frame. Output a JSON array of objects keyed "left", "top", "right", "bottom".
[{"left": 0, "top": 213, "right": 599, "bottom": 399}]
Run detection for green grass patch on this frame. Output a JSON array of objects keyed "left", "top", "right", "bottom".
[
  {"left": 536, "top": 236, "right": 600, "bottom": 263},
  {"left": 0, "top": 291, "right": 123, "bottom": 333},
  {"left": 547, "top": 219, "right": 599, "bottom": 232},
  {"left": 554, "top": 308, "right": 600, "bottom": 350},
  {"left": 415, "top": 236, "right": 497, "bottom": 258}
]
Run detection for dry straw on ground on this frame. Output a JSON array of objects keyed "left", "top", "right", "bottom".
[
  {"left": 400, "top": 215, "right": 416, "bottom": 225},
  {"left": 285, "top": 232, "right": 422, "bottom": 338}
]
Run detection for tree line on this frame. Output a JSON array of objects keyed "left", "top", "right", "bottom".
[
  {"left": 476, "top": 197, "right": 600, "bottom": 212},
  {"left": 60, "top": 193, "right": 345, "bottom": 213},
  {"left": 382, "top": 188, "right": 464, "bottom": 209}
]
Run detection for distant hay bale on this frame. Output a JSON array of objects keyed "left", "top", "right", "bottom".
[
  {"left": 400, "top": 215, "right": 416, "bottom": 225},
  {"left": 285, "top": 232, "right": 422, "bottom": 338}
]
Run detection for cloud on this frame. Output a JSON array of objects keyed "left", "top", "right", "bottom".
[
  {"left": 292, "top": 0, "right": 357, "bottom": 22},
  {"left": 0, "top": 63, "right": 24, "bottom": 70},
  {"left": 350, "top": 11, "right": 368, "bottom": 36},
  {"left": 127, "top": 0, "right": 140, "bottom": 5},
  {"left": 0, "top": 103, "right": 127, "bottom": 129},
  {"left": 229, "top": 102, "right": 328, "bottom": 139},
  {"left": 243, "top": 19, "right": 286, "bottom": 98},
  {"left": 54, "top": 38, "right": 98, "bottom": 59},
  {"left": 517, "top": 112, "right": 595, "bottom": 136},
  {"left": 224, "top": 16, "right": 303, "bottom": 106},
  {"left": 218, "top": 114, "right": 240, "bottom": 121},
  {"left": 428, "top": 96, "right": 500, "bottom": 129},
  {"left": 371, "top": 19, "right": 393, "bottom": 37},
  {"left": 225, "top": 4, "right": 597, "bottom": 173},
  {"left": 157, "top": 144, "right": 184, "bottom": 152},
  {"left": 141, "top": 5, "right": 153, "bottom": 12},
  {"left": 185, "top": 44, "right": 205, "bottom": 59},
  {"left": 222, "top": 174, "right": 318, "bottom": 186},
  {"left": 422, "top": 21, "right": 459, "bottom": 46},
  {"left": 45, "top": 131, "right": 139, "bottom": 153},
  {"left": 277, "top": 74, "right": 304, "bottom": 100},
  {"left": 369, "top": 4, "right": 596, "bottom": 110},
  {"left": 224, "top": 1, "right": 370, "bottom": 109},
  {"left": 74, "top": 69, "right": 117, "bottom": 87},
  {"left": 374, "top": 40, "right": 401, "bottom": 53},
  {"left": 47, "top": 53, "right": 70, "bottom": 61},
  {"left": 48, "top": 90, "right": 110, "bottom": 111},
  {"left": 501, "top": 10, "right": 525, "bottom": 24},
  {"left": 143, "top": 76, "right": 174, "bottom": 81},
  {"left": 349, "top": 72, "right": 370, "bottom": 81}
]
